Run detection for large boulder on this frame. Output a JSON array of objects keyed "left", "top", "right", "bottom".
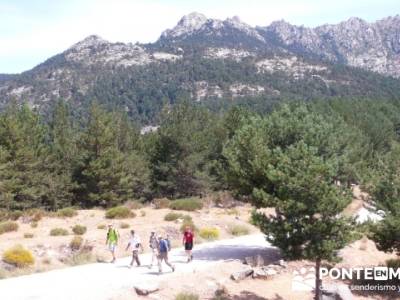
[
  {"left": 231, "top": 268, "right": 254, "bottom": 281},
  {"left": 134, "top": 283, "right": 160, "bottom": 296},
  {"left": 244, "top": 255, "right": 264, "bottom": 267},
  {"left": 252, "top": 267, "right": 278, "bottom": 279}
]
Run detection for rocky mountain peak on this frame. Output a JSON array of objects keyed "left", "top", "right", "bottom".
[
  {"left": 68, "top": 35, "right": 109, "bottom": 51},
  {"left": 161, "top": 12, "right": 208, "bottom": 38}
]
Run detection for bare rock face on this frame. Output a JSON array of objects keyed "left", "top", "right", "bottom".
[
  {"left": 263, "top": 15, "right": 400, "bottom": 77},
  {"left": 244, "top": 255, "right": 265, "bottom": 267}
]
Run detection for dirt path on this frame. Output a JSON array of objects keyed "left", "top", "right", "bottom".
[{"left": 0, "top": 234, "right": 275, "bottom": 300}]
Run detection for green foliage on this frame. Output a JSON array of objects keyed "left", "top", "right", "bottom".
[
  {"left": 227, "top": 224, "right": 250, "bottom": 236},
  {"left": 2, "top": 245, "right": 35, "bottom": 268},
  {"left": 50, "top": 228, "right": 69, "bottom": 236},
  {"left": 97, "top": 224, "right": 106, "bottom": 229},
  {"left": 105, "top": 206, "right": 135, "bottom": 219},
  {"left": 175, "top": 292, "right": 199, "bottom": 300},
  {"left": 69, "top": 236, "right": 83, "bottom": 251},
  {"left": 56, "top": 207, "right": 77, "bottom": 218},
  {"left": 0, "top": 221, "right": 18, "bottom": 234},
  {"left": 224, "top": 104, "right": 352, "bottom": 261},
  {"left": 199, "top": 227, "right": 220, "bottom": 240},
  {"left": 371, "top": 143, "right": 400, "bottom": 254},
  {"left": 169, "top": 198, "right": 203, "bottom": 211},
  {"left": 164, "top": 212, "right": 192, "bottom": 222},
  {"left": 72, "top": 225, "right": 87, "bottom": 235}
]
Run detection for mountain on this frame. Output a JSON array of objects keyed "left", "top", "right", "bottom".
[{"left": 1, "top": 13, "right": 400, "bottom": 123}]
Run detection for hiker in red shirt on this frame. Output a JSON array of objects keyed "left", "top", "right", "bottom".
[{"left": 182, "top": 226, "right": 194, "bottom": 262}]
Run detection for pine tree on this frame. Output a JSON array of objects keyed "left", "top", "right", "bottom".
[{"left": 224, "top": 104, "right": 352, "bottom": 299}]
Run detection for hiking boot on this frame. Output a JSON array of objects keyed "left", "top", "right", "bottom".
[{"left": 172, "top": 266, "right": 175, "bottom": 272}]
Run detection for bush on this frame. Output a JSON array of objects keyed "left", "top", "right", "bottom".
[
  {"left": 97, "top": 224, "right": 106, "bottom": 230},
  {"left": 56, "top": 207, "right": 77, "bottom": 218},
  {"left": 0, "top": 221, "right": 19, "bottom": 235},
  {"left": 30, "top": 222, "right": 38, "bottom": 228},
  {"left": 24, "top": 233, "right": 34, "bottom": 239},
  {"left": 50, "top": 228, "right": 69, "bottom": 236},
  {"left": 164, "top": 212, "right": 184, "bottom": 221},
  {"left": 175, "top": 292, "right": 199, "bottom": 300},
  {"left": 140, "top": 210, "right": 146, "bottom": 217},
  {"left": 72, "top": 225, "right": 87, "bottom": 235},
  {"left": 199, "top": 227, "right": 220, "bottom": 240},
  {"left": 124, "top": 200, "right": 143, "bottom": 209},
  {"left": 8, "top": 210, "right": 23, "bottom": 221},
  {"left": 227, "top": 224, "right": 250, "bottom": 236},
  {"left": 67, "top": 249, "right": 93, "bottom": 266},
  {"left": 169, "top": 198, "right": 203, "bottom": 211},
  {"left": 105, "top": 206, "right": 135, "bottom": 219},
  {"left": 119, "top": 222, "right": 130, "bottom": 229},
  {"left": 180, "top": 219, "right": 197, "bottom": 233},
  {"left": 225, "top": 208, "right": 239, "bottom": 216},
  {"left": 386, "top": 258, "right": 400, "bottom": 269},
  {"left": 154, "top": 198, "right": 170, "bottom": 209},
  {"left": 24, "top": 209, "right": 46, "bottom": 222},
  {"left": 2, "top": 245, "right": 35, "bottom": 268},
  {"left": 69, "top": 236, "right": 83, "bottom": 251}
]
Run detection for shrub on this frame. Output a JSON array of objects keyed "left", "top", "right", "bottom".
[
  {"left": 164, "top": 212, "right": 184, "bottom": 221},
  {"left": 24, "top": 233, "right": 34, "bottom": 239},
  {"left": 225, "top": 208, "right": 239, "bottom": 216},
  {"left": 72, "top": 225, "right": 87, "bottom": 235},
  {"left": 56, "top": 207, "right": 77, "bottom": 218},
  {"left": 0, "top": 221, "right": 19, "bottom": 235},
  {"left": 175, "top": 292, "right": 199, "bottom": 300},
  {"left": 50, "top": 228, "right": 69, "bottom": 236},
  {"left": 199, "top": 227, "right": 220, "bottom": 240},
  {"left": 67, "top": 249, "right": 93, "bottom": 266},
  {"left": 124, "top": 200, "right": 143, "bottom": 209},
  {"left": 24, "top": 209, "right": 46, "bottom": 222},
  {"left": 8, "top": 210, "right": 23, "bottom": 221},
  {"left": 140, "top": 210, "right": 146, "bottom": 217},
  {"left": 169, "top": 198, "right": 203, "bottom": 211},
  {"left": 30, "top": 222, "right": 38, "bottom": 228},
  {"left": 227, "top": 224, "right": 250, "bottom": 236},
  {"left": 2, "top": 245, "right": 35, "bottom": 268},
  {"left": 119, "top": 222, "right": 130, "bottom": 229},
  {"left": 180, "top": 219, "right": 197, "bottom": 233},
  {"left": 386, "top": 258, "right": 400, "bottom": 269},
  {"left": 97, "top": 224, "right": 106, "bottom": 230},
  {"left": 153, "top": 198, "right": 170, "bottom": 209},
  {"left": 105, "top": 206, "right": 135, "bottom": 219},
  {"left": 69, "top": 236, "right": 83, "bottom": 251}
]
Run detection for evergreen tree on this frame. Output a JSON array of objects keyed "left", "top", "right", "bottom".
[{"left": 223, "top": 104, "right": 352, "bottom": 299}]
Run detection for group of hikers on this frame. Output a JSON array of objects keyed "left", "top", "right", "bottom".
[{"left": 105, "top": 224, "right": 195, "bottom": 273}]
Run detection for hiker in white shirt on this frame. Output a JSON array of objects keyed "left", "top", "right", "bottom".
[
  {"left": 148, "top": 231, "right": 159, "bottom": 269},
  {"left": 125, "top": 230, "right": 143, "bottom": 267}
]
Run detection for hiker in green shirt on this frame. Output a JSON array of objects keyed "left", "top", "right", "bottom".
[{"left": 106, "top": 224, "right": 119, "bottom": 263}]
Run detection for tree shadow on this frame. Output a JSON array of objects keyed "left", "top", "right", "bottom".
[
  {"left": 227, "top": 291, "right": 283, "bottom": 300},
  {"left": 190, "top": 244, "right": 281, "bottom": 263}
]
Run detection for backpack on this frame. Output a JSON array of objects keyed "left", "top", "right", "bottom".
[{"left": 159, "top": 239, "right": 168, "bottom": 253}]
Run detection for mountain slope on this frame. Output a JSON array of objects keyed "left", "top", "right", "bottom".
[{"left": 0, "top": 13, "right": 400, "bottom": 123}]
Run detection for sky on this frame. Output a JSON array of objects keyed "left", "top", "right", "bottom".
[{"left": 0, "top": 0, "right": 399, "bottom": 74}]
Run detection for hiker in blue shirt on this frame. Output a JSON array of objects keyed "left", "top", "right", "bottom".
[{"left": 157, "top": 234, "right": 175, "bottom": 273}]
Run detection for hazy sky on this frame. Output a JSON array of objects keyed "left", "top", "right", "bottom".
[{"left": 1, "top": 0, "right": 399, "bottom": 73}]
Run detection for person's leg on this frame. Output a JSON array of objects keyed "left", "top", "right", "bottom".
[
  {"left": 157, "top": 254, "right": 163, "bottom": 273},
  {"left": 164, "top": 253, "right": 175, "bottom": 272},
  {"left": 135, "top": 251, "right": 141, "bottom": 266}
]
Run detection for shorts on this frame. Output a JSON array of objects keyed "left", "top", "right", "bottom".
[
  {"left": 184, "top": 242, "right": 193, "bottom": 251},
  {"left": 108, "top": 243, "right": 117, "bottom": 252}
]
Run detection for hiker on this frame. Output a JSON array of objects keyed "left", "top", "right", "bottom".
[
  {"left": 148, "top": 231, "right": 159, "bottom": 269},
  {"left": 183, "top": 226, "right": 194, "bottom": 262},
  {"left": 125, "top": 230, "right": 143, "bottom": 267},
  {"left": 106, "top": 224, "right": 119, "bottom": 263},
  {"left": 157, "top": 234, "right": 175, "bottom": 273}
]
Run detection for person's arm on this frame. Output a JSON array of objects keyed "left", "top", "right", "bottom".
[
  {"left": 125, "top": 241, "right": 131, "bottom": 251},
  {"left": 105, "top": 231, "right": 109, "bottom": 245},
  {"left": 182, "top": 234, "right": 186, "bottom": 245}
]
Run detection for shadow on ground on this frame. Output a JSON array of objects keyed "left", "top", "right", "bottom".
[{"left": 191, "top": 244, "right": 281, "bottom": 263}]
